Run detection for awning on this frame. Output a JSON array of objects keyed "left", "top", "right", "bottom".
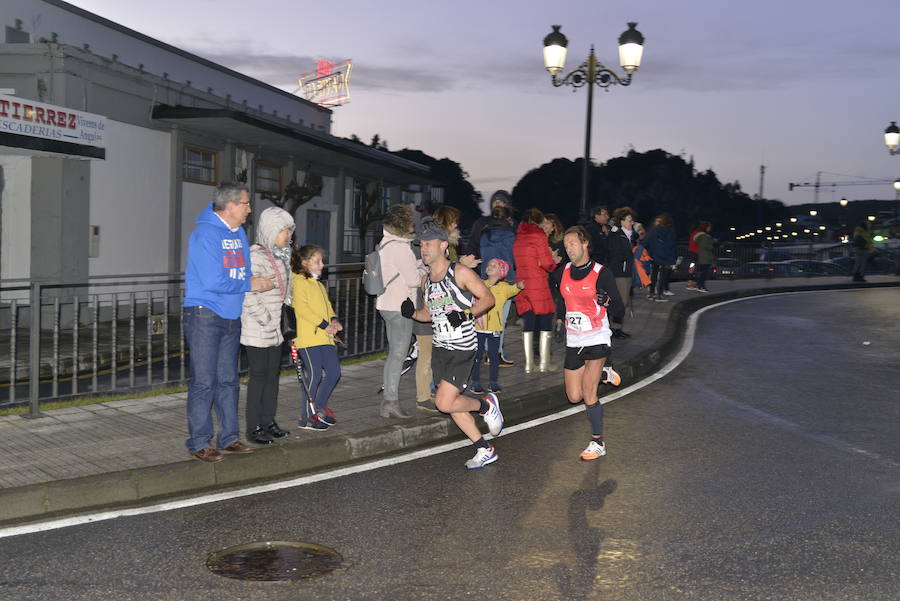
[{"left": 152, "top": 105, "right": 439, "bottom": 186}]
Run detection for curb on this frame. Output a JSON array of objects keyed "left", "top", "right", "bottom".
[{"left": 2, "top": 280, "right": 897, "bottom": 525}]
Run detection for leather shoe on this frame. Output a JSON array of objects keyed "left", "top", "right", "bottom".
[
  {"left": 266, "top": 421, "right": 289, "bottom": 438},
  {"left": 221, "top": 441, "right": 253, "bottom": 454},
  {"left": 248, "top": 426, "right": 274, "bottom": 445},
  {"left": 191, "top": 447, "right": 223, "bottom": 463}
]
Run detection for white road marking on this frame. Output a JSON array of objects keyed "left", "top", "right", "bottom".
[{"left": 0, "top": 288, "right": 879, "bottom": 539}]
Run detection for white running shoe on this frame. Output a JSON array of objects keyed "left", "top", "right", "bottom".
[
  {"left": 662, "top": 290, "right": 675, "bottom": 296},
  {"left": 465, "top": 445, "right": 498, "bottom": 469},
  {"left": 482, "top": 393, "right": 504, "bottom": 436},
  {"left": 602, "top": 365, "right": 621, "bottom": 386},
  {"left": 579, "top": 440, "right": 606, "bottom": 461}
]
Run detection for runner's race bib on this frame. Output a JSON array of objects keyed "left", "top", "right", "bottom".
[
  {"left": 565, "top": 311, "right": 593, "bottom": 333},
  {"left": 433, "top": 314, "right": 464, "bottom": 341}
]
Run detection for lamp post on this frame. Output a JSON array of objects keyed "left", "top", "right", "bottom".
[
  {"left": 885, "top": 121, "right": 900, "bottom": 155},
  {"left": 894, "top": 179, "right": 900, "bottom": 218},
  {"left": 543, "top": 23, "right": 645, "bottom": 222}
]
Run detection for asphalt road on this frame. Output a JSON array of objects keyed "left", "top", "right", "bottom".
[{"left": 1, "top": 288, "right": 898, "bottom": 601}]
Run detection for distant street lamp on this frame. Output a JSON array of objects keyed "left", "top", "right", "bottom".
[
  {"left": 885, "top": 121, "right": 900, "bottom": 155},
  {"left": 894, "top": 179, "right": 900, "bottom": 218},
  {"left": 543, "top": 23, "right": 645, "bottom": 221},
  {"left": 839, "top": 198, "right": 848, "bottom": 207},
  {"left": 809, "top": 209, "right": 817, "bottom": 217},
  {"left": 867, "top": 215, "right": 876, "bottom": 222}
]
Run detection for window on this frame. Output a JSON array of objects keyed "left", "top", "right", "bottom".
[
  {"left": 183, "top": 146, "right": 217, "bottom": 185},
  {"left": 255, "top": 162, "right": 281, "bottom": 194}
]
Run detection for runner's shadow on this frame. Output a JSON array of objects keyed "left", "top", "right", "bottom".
[{"left": 552, "top": 469, "right": 617, "bottom": 601}]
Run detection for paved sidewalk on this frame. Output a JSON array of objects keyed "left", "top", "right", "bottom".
[{"left": 1, "top": 275, "right": 897, "bottom": 523}]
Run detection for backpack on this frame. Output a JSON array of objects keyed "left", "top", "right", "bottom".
[
  {"left": 363, "top": 240, "right": 400, "bottom": 295},
  {"left": 479, "top": 228, "right": 516, "bottom": 281}
]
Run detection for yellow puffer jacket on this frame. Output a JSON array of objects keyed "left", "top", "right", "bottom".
[{"left": 292, "top": 273, "right": 337, "bottom": 348}]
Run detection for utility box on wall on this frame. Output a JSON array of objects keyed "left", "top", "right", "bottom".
[{"left": 89, "top": 225, "right": 100, "bottom": 258}]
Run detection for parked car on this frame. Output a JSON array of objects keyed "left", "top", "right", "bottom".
[
  {"left": 785, "top": 260, "right": 847, "bottom": 276},
  {"left": 736, "top": 261, "right": 804, "bottom": 278},
  {"left": 714, "top": 258, "right": 740, "bottom": 280},
  {"left": 827, "top": 256, "right": 897, "bottom": 275}
]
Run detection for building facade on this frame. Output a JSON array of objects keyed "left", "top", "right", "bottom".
[{"left": 0, "top": 0, "right": 439, "bottom": 285}]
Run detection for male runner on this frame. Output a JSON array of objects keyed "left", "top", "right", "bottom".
[
  {"left": 551, "top": 225, "right": 625, "bottom": 460},
  {"left": 401, "top": 219, "right": 504, "bottom": 469}
]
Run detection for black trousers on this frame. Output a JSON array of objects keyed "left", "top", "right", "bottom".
[{"left": 245, "top": 344, "right": 282, "bottom": 431}]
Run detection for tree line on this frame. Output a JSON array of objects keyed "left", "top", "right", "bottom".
[{"left": 349, "top": 136, "right": 793, "bottom": 239}]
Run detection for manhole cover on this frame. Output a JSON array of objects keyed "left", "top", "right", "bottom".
[{"left": 206, "top": 541, "right": 346, "bottom": 581}]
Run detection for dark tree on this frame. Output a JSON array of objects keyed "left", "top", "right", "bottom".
[
  {"left": 392, "top": 149, "right": 483, "bottom": 226},
  {"left": 512, "top": 149, "right": 790, "bottom": 237}
]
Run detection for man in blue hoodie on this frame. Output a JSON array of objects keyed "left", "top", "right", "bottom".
[{"left": 183, "top": 182, "right": 275, "bottom": 462}]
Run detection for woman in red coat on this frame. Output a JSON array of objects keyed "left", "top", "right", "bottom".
[{"left": 513, "top": 208, "right": 560, "bottom": 373}]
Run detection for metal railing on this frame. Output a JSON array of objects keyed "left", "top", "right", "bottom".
[{"left": 0, "top": 264, "right": 386, "bottom": 413}]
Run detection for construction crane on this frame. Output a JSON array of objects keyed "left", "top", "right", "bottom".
[{"left": 788, "top": 171, "right": 898, "bottom": 203}]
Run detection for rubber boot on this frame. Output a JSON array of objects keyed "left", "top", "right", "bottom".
[
  {"left": 379, "top": 398, "right": 412, "bottom": 419},
  {"left": 538, "top": 331, "right": 553, "bottom": 372},
  {"left": 522, "top": 331, "right": 535, "bottom": 373}
]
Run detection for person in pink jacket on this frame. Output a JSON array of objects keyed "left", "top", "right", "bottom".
[{"left": 376, "top": 204, "right": 422, "bottom": 418}]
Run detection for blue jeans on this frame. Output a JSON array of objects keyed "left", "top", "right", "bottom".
[
  {"left": 696, "top": 264, "right": 712, "bottom": 289},
  {"left": 296, "top": 344, "right": 341, "bottom": 419},
  {"left": 183, "top": 306, "right": 241, "bottom": 453},
  {"left": 470, "top": 332, "right": 501, "bottom": 385}
]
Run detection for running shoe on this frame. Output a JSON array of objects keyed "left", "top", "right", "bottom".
[
  {"left": 498, "top": 357, "right": 515, "bottom": 368},
  {"left": 697, "top": 287, "right": 709, "bottom": 293},
  {"left": 317, "top": 408, "right": 337, "bottom": 426},
  {"left": 488, "top": 382, "right": 503, "bottom": 393},
  {"left": 470, "top": 381, "right": 485, "bottom": 394},
  {"left": 465, "top": 445, "right": 498, "bottom": 469},
  {"left": 662, "top": 290, "right": 675, "bottom": 296},
  {"left": 298, "top": 416, "right": 329, "bottom": 431},
  {"left": 579, "top": 440, "right": 607, "bottom": 461},
  {"left": 602, "top": 365, "right": 621, "bottom": 386},
  {"left": 654, "top": 297, "right": 670, "bottom": 303},
  {"left": 481, "top": 393, "right": 504, "bottom": 436}
]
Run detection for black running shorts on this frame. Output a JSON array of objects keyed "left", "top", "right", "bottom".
[
  {"left": 432, "top": 347, "right": 476, "bottom": 391},
  {"left": 564, "top": 344, "right": 611, "bottom": 371}
]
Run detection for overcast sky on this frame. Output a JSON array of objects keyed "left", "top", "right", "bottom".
[{"left": 67, "top": 0, "right": 900, "bottom": 207}]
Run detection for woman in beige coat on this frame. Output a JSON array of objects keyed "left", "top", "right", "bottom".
[{"left": 241, "top": 206, "right": 295, "bottom": 445}]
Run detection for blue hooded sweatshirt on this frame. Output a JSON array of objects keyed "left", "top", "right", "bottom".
[{"left": 183, "top": 202, "right": 251, "bottom": 319}]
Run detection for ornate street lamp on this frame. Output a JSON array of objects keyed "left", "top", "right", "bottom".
[
  {"left": 543, "top": 23, "right": 645, "bottom": 221},
  {"left": 839, "top": 198, "right": 848, "bottom": 207},
  {"left": 885, "top": 121, "right": 900, "bottom": 155}
]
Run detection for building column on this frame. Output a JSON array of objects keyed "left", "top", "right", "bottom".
[
  {"left": 168, "top": 126, "right": 183, "bottom": 274},
  {"left": 334, "top": 167, "right": 346, "bottom": 262},
  {"left": 30, "top": 157, "right": 90, "bottom": 284}
]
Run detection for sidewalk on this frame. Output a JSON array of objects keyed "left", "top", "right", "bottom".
[{"left": 1, "top": 275, "right": 897, "bottom": 524}]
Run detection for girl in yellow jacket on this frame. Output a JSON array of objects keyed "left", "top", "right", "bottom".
[{"left": 291, "top": 245, "right": 343, "bottom": 430}]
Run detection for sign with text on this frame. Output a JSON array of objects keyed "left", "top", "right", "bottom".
[
  {"left": 0, "top": 93, "right": 106, "bottom": 148},
  {"left": 299, "top": 59, "right": 352, "bottom": 107}
]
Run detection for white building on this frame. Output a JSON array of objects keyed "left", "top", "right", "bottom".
[{"left": 0, "top": 0, "right": 439, "bottom": 285}]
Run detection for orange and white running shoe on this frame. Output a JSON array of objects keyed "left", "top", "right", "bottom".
[
  {"left": 602, "top": 365, "right": 621, "bottom": 386},
  {"left": 579, "top": 440, "right": 607, "bottom": 461}
]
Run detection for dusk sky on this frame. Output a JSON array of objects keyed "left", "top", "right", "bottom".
[{"left": 67, "top": 0, "right": 900, "bottom": 208}]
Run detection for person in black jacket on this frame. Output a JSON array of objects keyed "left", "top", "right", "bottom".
[
  {"left": 607, "top": 207, "right": 640, "bottom": 339},
  {"left": 583, "top": 205, "right": 611, "bottom": 265}
]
